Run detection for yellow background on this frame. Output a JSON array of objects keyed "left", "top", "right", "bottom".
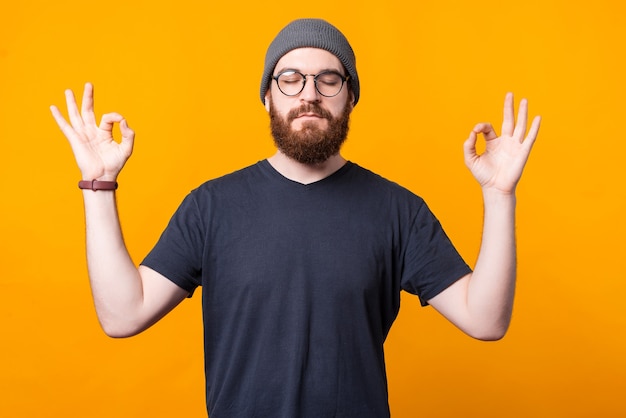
[{"left": 1, "top": 0, "right": 624, "bottom": 417}]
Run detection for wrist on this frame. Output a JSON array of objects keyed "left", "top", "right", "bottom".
[
  {"left": 78, "top": 179, "right": 118, "bottom": 191},
  {"left": 481, "top": 187, "right": 517, "bottom": 208},
  {"left": 80, "top": 171, "right": 118, "bottom": 182},
  {"left": 481, "top": 185, "right": 516, "bottom": 198}
]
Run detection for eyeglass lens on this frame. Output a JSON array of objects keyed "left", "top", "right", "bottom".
[{"left": 276, "top": 71, "right": 345, "bottom": 97}]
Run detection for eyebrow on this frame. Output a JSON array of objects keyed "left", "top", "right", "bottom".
[{"left": 274, "top": 67, "right": 345, "bottom": 76}]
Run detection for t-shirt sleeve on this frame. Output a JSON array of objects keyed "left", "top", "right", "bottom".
[
  {"left": 141, "top": 193, "right": 205, "bottom": 295},
  {"left": 400, "top": 201, "right": 472, "bottom": 306}
]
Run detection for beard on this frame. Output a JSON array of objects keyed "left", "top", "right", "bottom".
[{"left": 269, "top": 99, "right": 351, "bottom": 165}]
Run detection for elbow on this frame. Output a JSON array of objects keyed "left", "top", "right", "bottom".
[
  {"left": 94, "top": 306, "right": 154, "bottom": 338},
  {"left": 102, "top": 328, "right": 137, "bottom": 339},
  {"left": 98, "top": 319, "right": 145, "bottom": 339},
  {"left": 466, "top": 323, "right": 510, "bottom": 341},
  {"left": 465, "top": 308, "right": 513, "bottom": 341},
  {"left": 472, "top": 330, "right": 507, "bottom": 342}
]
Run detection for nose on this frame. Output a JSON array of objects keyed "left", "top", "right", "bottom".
[{"left": 300, "top": 75, "right": 321, "bottom": 102}]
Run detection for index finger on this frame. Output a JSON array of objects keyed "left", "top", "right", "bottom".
[
  {"left": 473, "top": 122, "right": 498, "bottom": 141},
  {"left": 99, "top": 112, "right": 125, "bottom": 133}
]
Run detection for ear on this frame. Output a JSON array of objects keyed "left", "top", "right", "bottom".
[{"left": 264, "top": 91, "right": 271, "bottom": 112}]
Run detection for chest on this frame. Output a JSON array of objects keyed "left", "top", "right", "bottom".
[{"left": 203, "top": 188, "right": 402, "bottom": 304}]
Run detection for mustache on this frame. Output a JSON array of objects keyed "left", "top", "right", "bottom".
[{"left": 286, "top": 103, "right": 333, "bottom": 123}]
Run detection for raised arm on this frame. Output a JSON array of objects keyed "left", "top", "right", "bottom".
[
  {"left": 51, "top": 83, "right": 188, "bottom": 338},
  {"left": 428, "top": 93, "right": 541, "bottom": 341}
]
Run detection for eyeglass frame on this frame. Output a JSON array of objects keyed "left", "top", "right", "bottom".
[{"left": 271, "top": 70, "right": 350, "bottom": 98}]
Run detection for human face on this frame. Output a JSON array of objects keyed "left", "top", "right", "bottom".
[
  {"left": 265, "top": 48, "right": 354, "bottom": 164},
  {"left": 265, "top": 48, "right": 354, "bottom": 131}
]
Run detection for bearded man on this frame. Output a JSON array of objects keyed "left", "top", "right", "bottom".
[{"left": 51, "top": 18, "right": 541, "bottom": 418}]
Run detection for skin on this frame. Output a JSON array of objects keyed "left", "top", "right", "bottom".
[{"left": 50, "top": 47, "right": 540, "bottom": 340}]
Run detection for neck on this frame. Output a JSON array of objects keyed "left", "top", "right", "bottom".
[{"left": 267, "top": 151, "right": 347, "bottom": 185}]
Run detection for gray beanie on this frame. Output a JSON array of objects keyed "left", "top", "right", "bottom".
[{"left": 260, "top": 18, "right": 360, "bottom": 106}]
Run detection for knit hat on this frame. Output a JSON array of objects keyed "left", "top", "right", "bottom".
[{"left": 260, "top": 18, "right": 360, "bottom": 106}]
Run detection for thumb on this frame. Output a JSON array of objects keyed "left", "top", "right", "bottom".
[
  {"left": 119, "top": 119, "right": 135, "bottom": 154},
  {"left": 463, "top": 131, "right": 478, "bottom": 166}
]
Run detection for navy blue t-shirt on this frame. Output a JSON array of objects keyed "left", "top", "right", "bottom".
[{"left": 142, "top": 160, "right": 471, "bottom": 417}]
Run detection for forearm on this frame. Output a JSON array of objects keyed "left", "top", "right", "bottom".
[
  {"left": 82, "top": 190, "right": 145, "bottom": 336},
  {"left": 466, "top": 188, "right": 517, "bottom": 338}
]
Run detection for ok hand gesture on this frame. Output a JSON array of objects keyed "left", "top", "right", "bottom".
[
  {"left": 464, "top": 93, "right": 541, "bottom": 194},
  {"left": 50, "top": 83, "right": 134, "bottom": 182}
]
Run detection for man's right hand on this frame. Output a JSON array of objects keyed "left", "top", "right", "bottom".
[{"left": 50, "top": 82, "right": 134, "bottom": 182}]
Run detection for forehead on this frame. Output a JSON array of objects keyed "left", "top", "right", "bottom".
[{"left": 274, "top": 47, "right": 343, "bottom": 73}]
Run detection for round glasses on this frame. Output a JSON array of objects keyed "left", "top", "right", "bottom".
[{"left": 272, "top": 70, "right": 350, "bottom": 97}]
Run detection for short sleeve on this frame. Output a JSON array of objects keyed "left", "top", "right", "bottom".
[
  {"left": 141, "top": 192, "right": 205, "bottom": 294},
  {"left": 400, "top": 202, "right": 472, "bottom": 306}
]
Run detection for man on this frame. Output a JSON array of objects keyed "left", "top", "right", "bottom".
[{"left": 51, "top": 18, "right": 541, "bottom": 418}]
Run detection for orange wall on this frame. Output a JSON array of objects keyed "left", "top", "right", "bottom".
[{"left": 1, "top": 1, "right": 624, "bottom": 417}]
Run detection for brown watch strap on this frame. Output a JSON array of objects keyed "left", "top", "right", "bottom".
[{"left": 78, "top": 180, "right": 118, "bottom": 191}]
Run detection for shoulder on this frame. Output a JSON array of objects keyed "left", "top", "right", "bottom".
[
  {"left": 199, "top": 161, "right": 264, "bottom": 188},
  {"left": 347, "top": 162, "right": 425, "bottom": 204},
  {"left": 188, "top": 161, "right": 266, "bottom": 198}
]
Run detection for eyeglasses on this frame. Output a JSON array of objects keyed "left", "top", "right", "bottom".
[{"left": 272, "top": 70, "right": 350, "bottom": 98}]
